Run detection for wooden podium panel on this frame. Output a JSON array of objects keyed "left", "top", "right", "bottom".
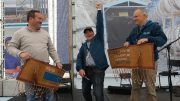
[
  {"left": 108, "top": 43, "right": 155, "bottom": 69},
  {"left": 17, "top": 59, "right": 65, "bottom": 90}
]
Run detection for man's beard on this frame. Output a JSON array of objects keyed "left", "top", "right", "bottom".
[
  {"left": 36, "top": 27, "right": 41, "bottom": 30},
  {"left": 36, "top": 25, "right": 41, "bottom": 30}
]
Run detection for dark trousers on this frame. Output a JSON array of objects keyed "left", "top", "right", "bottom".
[{"left": 82, "top": 66, "right": 105, "bottom": 101}]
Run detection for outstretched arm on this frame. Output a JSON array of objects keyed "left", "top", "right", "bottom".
[{"left": 95, "top": 3, "right": 104, "bottom": 42}]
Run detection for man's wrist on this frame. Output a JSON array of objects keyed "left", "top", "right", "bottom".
[
  {"left": 55, "top": 60, "right": 61, "bottom": 64},
  {"left": 56, "top": 62, "right": 59, "bottom": 64},
  {"left": 146, "top": 38, "right": 149, "bottom": 42},
  {"left": 18, "top": 51, "right": 24, "bottom": 58},
  {"left": 79, "top": 69, "right": 84, "bottom": 72}
]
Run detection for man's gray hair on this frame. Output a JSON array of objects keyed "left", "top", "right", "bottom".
[{"left": 135, "top": 8, "right": 148, "bottom": 16}]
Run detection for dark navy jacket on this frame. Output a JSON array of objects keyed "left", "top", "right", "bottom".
[
  {"left": 126, "top": 20, "right": 167, "bottom": 61},
  {"left": 76, "top": 10, "right": 109, "bottom": 71}
]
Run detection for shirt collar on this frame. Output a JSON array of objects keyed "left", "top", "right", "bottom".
[{"left": 139, "top": 20, "right": 148, "bottom": 30}]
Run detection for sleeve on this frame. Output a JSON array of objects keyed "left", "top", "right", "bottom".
[
  {"left": 7, "top": 32, "right": 23, "bottom": 57},
  {"left": 148, "top": 23, "right": 167, "bottom": 47},
  {"left": 47, "top": 36, "right": 61, "bottom": 63},
  {"left": 95, "top": 10, "right": 104, "bottom": 42},
  {"left": 76, "top": 45, "right": 84, "bottom": 72}
]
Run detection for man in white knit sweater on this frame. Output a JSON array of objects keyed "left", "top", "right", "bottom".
[{"left": 8, "top": 10, "right": 62, "bottom": 101}]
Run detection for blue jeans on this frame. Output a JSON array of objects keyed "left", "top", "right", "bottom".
[
  {"left": 25, "top": 83, "right": 54, "bottom": 101},
  {"left": 82, "top": 66, "right": 105, "bottom": 101}
]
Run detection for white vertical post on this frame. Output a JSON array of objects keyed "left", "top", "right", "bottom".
[
  {"left": 48, "top": 0, "right": 57, "bottom": 64},
  {"left": 0, "top": 0, "right": 4, "bottom": 79},
  {"left": 48, "top": 0, "right": 57, "bottom": 49}
]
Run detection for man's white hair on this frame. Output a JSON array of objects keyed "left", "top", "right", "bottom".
[{"left": 136, "top": 8, "right": 148, "bottom": 16}]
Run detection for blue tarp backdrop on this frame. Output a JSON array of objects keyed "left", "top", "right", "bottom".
[{"left": 57, "top": 0, "right": 69, "bottom": 64}]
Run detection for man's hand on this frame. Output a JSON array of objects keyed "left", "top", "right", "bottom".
[
  {"left": 123, "top": 42, "right": 129, "bottom": 47},
  {"left": 96, "top": 3, "right": 102, "bottom": 10},
  {"left": 19, "top": 52, "right": 31, "bottom": 61},
  {"left": 56, "top": 62, "right": 63, "bottom": 69},
  {"left": 79, "top": 69, "right": 86, "bottom": 77},
  {"left": 137, "top": 38, "right": 148, "bottom": 45}
]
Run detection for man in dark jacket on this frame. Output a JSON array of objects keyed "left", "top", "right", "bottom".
[
  {"left": 124, "top": 8, "right": 167, "bottom": 101},
  {"left": 76, "top": 3, "right": 108, "bottom": 101}
]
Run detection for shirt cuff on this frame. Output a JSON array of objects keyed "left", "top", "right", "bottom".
[
  {"left": 55, "top": 60, "right": 61, "bottom": 64},
  {"left": 17, "top": 51, "right": 24, "bottom": 58}
]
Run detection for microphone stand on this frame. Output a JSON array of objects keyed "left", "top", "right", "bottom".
[{"left": 158, "top": 37, "right": 180, "bottom": 101}]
